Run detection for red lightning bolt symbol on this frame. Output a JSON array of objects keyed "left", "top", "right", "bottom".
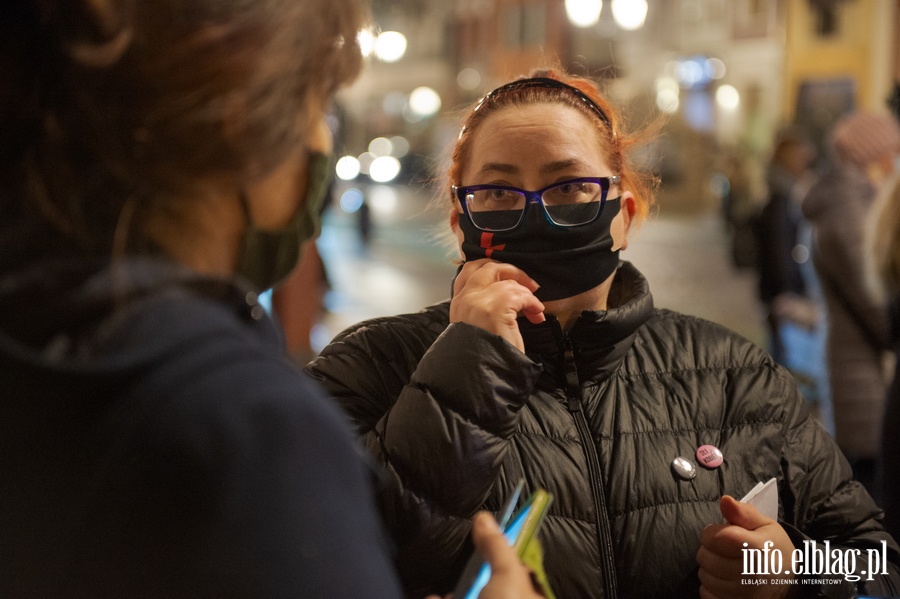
[{"left": 480, "top": 232, "right": 506, "bottom": 258}]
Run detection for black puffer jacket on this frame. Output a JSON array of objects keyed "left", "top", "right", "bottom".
[{"left": 307, "top": 261, "right": 900, "bottom": 598}]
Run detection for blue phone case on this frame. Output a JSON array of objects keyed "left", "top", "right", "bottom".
[{"left": 452, "top": 481, "right": 553, "bottom": 599}]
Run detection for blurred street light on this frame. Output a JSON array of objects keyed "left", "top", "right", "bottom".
[
  {"left": 368, "top": 137, "right": 393, "bottom": 157},
  {"left": 715, "top": 85, "right": 740, "bottom": 111},
  {"left": 357, "top": 152, "right": 376, "bottom": 175},
  {"left": 369, "top": 156, "right": 402, "bottom": 183},
  {"left": 389, "top": 136, "right": 410, "bottom": 158},
  {"left": 656, "top": 89, "right": 680, "bottom": 114},
  {"left": 336, "top": 156, "right": 361, "bottom": 181},
  {"left": 565, "top": 0, "right": 602, "bottom": 28},
  {"left": 708, "top": 57, "right": 727, "bottom": 80},
  {"left": 655, "top": 77, "right": 680, "bottom": 114},
  {"left": 457, "top": 68, "right": 482, "bottom": 91},
  {"left": 339, "top": 188, "right": 365, "bottom": 213},
  {"left": 611, "top": 0, "right": 648, "bottom": 30},
  {"left": 382, "top": 91, "right": 407, "bottom": 116},
  {"left": 368, "top": 185, "right": 399, "bottom": 215},
  {"left": 408, "top": 86, "right": 442, "bottom": 118},
  {"left": 374, "top": 31, "right": 407, "bottom": 63},
  {"left": 357, "top": 29, "right": 375, "bottom": 58}
]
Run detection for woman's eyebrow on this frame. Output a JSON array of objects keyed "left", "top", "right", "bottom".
[
  {"left": 476, "top": 159, "right": 588, "bottom": 178},
  {"left": 476, "top": 162, "right": 519, "bottom": 177},
  {"left": 540, "top": 159, "right": 585, "bottom": 174}
]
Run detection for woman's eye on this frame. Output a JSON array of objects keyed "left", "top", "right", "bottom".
[
  {"left": 486, "top": 189, "right": 518, "bottom": 203},
  {"left": 545, "top": 181, "right": 600, "bottom": 204}
]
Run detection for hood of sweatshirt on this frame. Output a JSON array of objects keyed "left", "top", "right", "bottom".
[{"left": 0, "top": 257, "right": 273, "bottom": 384}]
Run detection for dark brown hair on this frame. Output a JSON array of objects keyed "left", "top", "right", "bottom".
[
  {"left": 447, "top": 67, "right": 658, "bottom": 224},
  {"left": 0, "top": 0, "right": 366, "bottom": 268}
]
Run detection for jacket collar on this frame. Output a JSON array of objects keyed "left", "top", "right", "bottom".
[{"left": 518, "top": 261, "right": 653, "bottom": 384}]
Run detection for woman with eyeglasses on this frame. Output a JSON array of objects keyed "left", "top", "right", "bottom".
[{"left": 307, "top": 68, "right": 900, "bottom": 598}]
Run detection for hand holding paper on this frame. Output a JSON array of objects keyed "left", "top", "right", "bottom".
[
  {"left": 696, "top": 481, "right": 795, "bottom": 599},
  {"left": 739, "top": 477, "right": 778, "bottom": 521}
]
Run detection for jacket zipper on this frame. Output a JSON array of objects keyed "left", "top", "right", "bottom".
[{"left": 563, "top": 336, "right": 618, "bottom": 598}]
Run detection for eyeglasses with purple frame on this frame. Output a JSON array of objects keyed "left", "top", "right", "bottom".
[{"left": 452, "top": 176, "right": 620, "bottom": 232}]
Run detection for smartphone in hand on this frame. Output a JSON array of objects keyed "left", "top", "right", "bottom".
[{"left": 452, "top": 482, "right": 553, "bottom": 599}]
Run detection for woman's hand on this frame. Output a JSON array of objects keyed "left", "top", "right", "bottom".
[
  {"left": 473, "top": 512, "right": 545, "bottom": 599},
  {"left": 425, "top": 512, "right": 544, "bottom": 599},
  {"left": 450, "top": 259, "right": 545, "bottom": 352},
  {"left": 697, "top": 496, "right": 796, "bottom": 599}
]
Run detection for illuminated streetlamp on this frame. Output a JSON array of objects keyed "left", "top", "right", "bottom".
[
  {"left": 611, "top": 0, "right": 648, "bottom": 30},
  {"left": 408, "top": 87, "right": 442, "bottom": 118},
  {"left": 715, "top": 85, "right": 740, "bottom": 111},
  {"left": 565, "top": 0, "right": 602, "bottom": 28},
  {"left": 357, "top": 29, "right": 375, "bottom": 58},
  {"left": 335, "top": 156, "right": 361, "bottom": 181},
  {"left": 374, "top": 31, "right": 407, "bottom": 63}
]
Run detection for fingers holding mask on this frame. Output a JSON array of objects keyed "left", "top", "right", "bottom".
[
  {"left": 450, "top": 259, "right": 545, "bottom": 352},
  {"left": 452, "top": 259, "right": 540, "bottom": 295}
]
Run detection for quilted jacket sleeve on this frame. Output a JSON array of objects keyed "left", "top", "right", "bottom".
[
  {"left": 305, "top": 316, "right": 542, "bottom": 595},
  {"left": 779, "top": 367, "right": 900, "bottom": 597}
]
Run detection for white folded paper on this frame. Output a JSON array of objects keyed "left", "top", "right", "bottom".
[{"left": 739, "top": 477, "right": 779, "bottom": 520}]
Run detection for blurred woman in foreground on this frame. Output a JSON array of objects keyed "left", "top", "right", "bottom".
[{"left": 0, "top": 2, "right": 539, "bottom": 597}]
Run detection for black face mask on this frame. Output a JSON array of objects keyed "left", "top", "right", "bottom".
[{"left": 459, "top": 197, "right": 622, "bottom": 301}]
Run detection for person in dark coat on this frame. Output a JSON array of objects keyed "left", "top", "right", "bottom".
[
  {"left": 754, "top": 128, "right": 816, "bottom": 363},
  {"left": 0, "top": 2, "right": 539, "bottom": 597},
  {"left": 307, "top": 69, "right": 900, "bottom": 599},
  {"left": 802, "top": 111, "right": 900, "bottom": 496},
  {"left": 869, "top": 173, "right": 900, "bottom": 541}
]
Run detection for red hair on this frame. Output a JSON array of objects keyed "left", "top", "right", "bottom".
[{"left": 447, "top": 67, "right": 658, "bottom": 224}]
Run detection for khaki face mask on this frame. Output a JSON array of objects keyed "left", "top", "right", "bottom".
[{"left": 236, "top": 152, "right": 334, "bottom": 290}]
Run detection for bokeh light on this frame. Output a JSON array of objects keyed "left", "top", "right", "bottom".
[
  {"left": 565, "top": 0, "right": 602, "bottom": 28},
  {"left": 715, "top": 84, "right": 740, "bottom": 110},
  {"left": 656, "top": 88, "right": 680, "bottom": 113},
  {"left": 368, "top": 185, "right": 399, "bottom": 215},
  {"left": 357, "top": 152, "right": 376, "bottom": 175},
  {"left": 335, "top": 156, "right": 361, "bottom": 181},
  {"left": 611, "top": 0, "right": 648, "bottom": 30},
  {"left": 368, "top": 156, "right": 402, "bottom": 183},
  {"left": 339, "top": 188, "right": 365, "bottom": 213},
  {"left": 357, "top": 29, "right": 375, "bottom": 58},
  {"left": 368, "top": 137, "right": 394, "bottom": 157},
  {"left": 408, "top": 87, "right": 442, "bottom": 117},
  {"left": 374, "top": 31, "right": 407, "bottom": 63},
  {"left": 389, "top": 136, "right": 410, "bottom": 158},
  {"left": 457, "top": 68, "right": 482, "bottom": 91}
]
